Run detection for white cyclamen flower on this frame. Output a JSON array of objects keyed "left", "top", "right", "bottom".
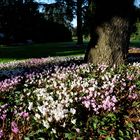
[
  {"left": 70, "top": 108, "right": 76, "bottom": 115},
  {"left": 35, "top": 113, "right": 41, "bottom": 119},
  {"left": 28, "top": 102, "right": 33, "bottom": 111},
  {"left": 71, "top": 119, "right": 76, "bottom": 124},
  {"left": 38, "top": 106, "right": 47, "bottom": 116},
  {"left": 43, "top": 120, "right": 50, "bottom": 129}
]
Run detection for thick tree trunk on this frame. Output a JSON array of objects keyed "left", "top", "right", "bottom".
[{"left": 84, "top": 0, "right": 134, "bottom": 66}]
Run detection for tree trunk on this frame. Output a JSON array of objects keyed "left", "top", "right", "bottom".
[
  {"left": 77, "top": 0, "right": 83, "bottom": 45},
  {"left": 84, "top": 0, "right": 135, "bottom": 66}
]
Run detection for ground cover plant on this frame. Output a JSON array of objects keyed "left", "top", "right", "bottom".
[{"left": 0, "top": 56, "right": 139, "bottom": 140}]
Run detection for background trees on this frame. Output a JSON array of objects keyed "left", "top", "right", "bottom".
[
  {"left": 0, "top": 0, "right": 91, "bottom": 45},
  {"left": 0, "top": 0, "right": 72, "bottom": 44}
]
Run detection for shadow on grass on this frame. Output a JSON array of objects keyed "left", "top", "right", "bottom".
[
  {"left": 0, "top": 42, "right": 87, "bottom": 62},
  {"left": 130, "top": 40, "right": 140, "bottom": 48},
  {"left": 1, "top": 40, "right": 140, "bottom": 63}
]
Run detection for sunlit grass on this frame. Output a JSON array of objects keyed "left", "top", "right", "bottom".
[
  {"left": 0, "top": 58, "right": 17, "bottom": 63},
  {"left": 0, "top": 40, "right": 140, "bottom": 63}
]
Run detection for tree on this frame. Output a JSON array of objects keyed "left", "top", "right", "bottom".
[
  {"left": 131, "top": 19, "right": 140, "bottom": 41},
  {"left": 77, "top": 0, "right": 83, "bottom": 45},
  {"left": 53, "top": 0, "right": 84, "bottom": 44},
  {"left": 0, "top": 0, "right": 41, "bottom": 43},
  {"left": 43, "top": 0, "right": 75, "bottom": 28},
  {"left": 84, "top": 0, "right": 135, "bottom": 66}
]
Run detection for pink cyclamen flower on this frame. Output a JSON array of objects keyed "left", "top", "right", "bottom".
[
  {"left": 23, "top": 112, "right": 29, "bottom": 118},
  {"left": 128, "top": 93, "right": 138, "bottom": 100},
  {"left": 133, "top": 137, "right": 140, "bottom": 140},
  {"left": 102, "top": 96, "right": 115, "bottom": 111},
  {"left": 0, "top": 114, "right": 6, "bottom": 121},
  {"left": 20, "top": 112, "right": 29, "bottom": 118},
  {"left": 82, "top": 100, "right": 90, "bottom": 109},
  {"left": 11, "top": 121, "right": 19, "bottom": 134},
  {"left": 0, "top": 129, "right": 3, "bottom": 139}
]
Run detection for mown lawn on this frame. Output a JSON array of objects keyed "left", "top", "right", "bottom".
[
  {"left": 0, "top": 42, "right": 87, "bottom": 63},
  {"left": 0, "top": 40, "right": 140, "bottom": 63}
]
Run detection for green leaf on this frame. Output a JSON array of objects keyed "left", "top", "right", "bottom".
[
  {"left": 119, "top": 130, "right": 124, "bottom": 137},
  {"left": 77, "top": 137, "right": 84, "bottom": 140},
  {"left": 65, "top": 133, "right": 75, "bottom": 140},
  {"left": 127, "top": 122, "right": 134, "bottom": 128},
  {"left": 93, "top": 123, "right": 97, "bottom": 130},
  {"left": 105, "top": 136, "right": 112, "bottom": 140},
  {"left": 107, "top": 113, "right": 116, "bottom": 121},
  {"left": 24, "top": 137, "right": 30, "bottom": 140},
  {"left": 37, "top": 138, "right": 45, "bottom": 140},
  {"left": 136, "top": 80, "right": 140, "bottom": 88},
  {"left": 99, "top": 130, "right": 108, "bottom": 135},
  {"left": 125, "top": 130, "right": 131, "bottom": 139},
  {"left": 105, "top": 136, "right": 116, "bottom": 140},
  {"left": 118, "top": 137, "right": 124, "bottom": 140}
]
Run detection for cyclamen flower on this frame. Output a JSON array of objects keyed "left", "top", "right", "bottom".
[
  {"left": 43, "top": 120, "right": 50, "bottom": 129},
  {"left": 19, "top": 112, "right": 29, "bottom": 118},
  {"left": 133, "top": 137, "right": 140, "bottom": 140},
  {"left": 111, "top": 96, "right": 117, "bottom": 103},
  {"left": 0, "top": 129, "right": 3, "bottom": 139},
  {"left": 51, "top": 128, "right": 56, "bottom": 134},
  {"left": 28, "top": 102, "right": 33, "bottom": 111},
  {"left": 11, "top": 121, "right": 19, "bottom": 134},
  {"left": 1, "top": 104, "right": 8, "bottom": 109},
  {"left": 71, "top": 119, "right": 76, "bottom": 124},
  {"left": 75, "top": 128, "right": 80, "bottom": 133},
  {"left": 102, "top": 96, "right": 116, "bottom": 111},
  {"left": 0, "top": 114, "right": 6, "bottom": 120},
  {"left": 70, "top": 108, "right": 76, "bottom": 115},
  {"left": 129, "top": 85, "right": 136, "bottom": 93},
  {"left": 128, "top": 93, "right": 138, "bottom": 100},
  {"left": 82, "top": 100, "right": 90, "bottom": 109}
]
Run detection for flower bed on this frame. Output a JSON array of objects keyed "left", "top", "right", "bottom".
[{"left": 0, "top": 57, "right": 140, "bottom": 140}]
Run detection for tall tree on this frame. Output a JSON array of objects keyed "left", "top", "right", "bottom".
[
  {"left": 54, "top": 0, "right": 85, "bottom": 44},
  {"left": 44, "top": 0, "right": 75, "bottom": 28},
  {"left": 84, "top": 0, "right": 135, "bottom": 66},
  {"left": 77, "top": 0, "right": 83, "bottom": 45},
  {"left": 0, "top": 0, "right": 40, "bottom": 43}
]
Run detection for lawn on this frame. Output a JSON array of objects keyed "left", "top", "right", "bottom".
[
  {"left": 0, "top": 42, "right": 87, "bottom": 63},
  {"left": 0, "top": 40, "right": 140, "bottom": 63}
]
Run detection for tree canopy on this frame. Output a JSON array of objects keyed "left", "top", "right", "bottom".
[{"left": 0, "top": 0, "right": 72, "bottom": 44}]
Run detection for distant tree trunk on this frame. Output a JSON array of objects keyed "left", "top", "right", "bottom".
[
  {"left": 77, "top": 0, "right": 83, "bottom": 45},
  {"left": 84, "top": 0, "right": 135, "bottom": 66}
]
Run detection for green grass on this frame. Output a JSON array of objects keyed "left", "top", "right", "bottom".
[
  {"left": 1, "top": 40, "right": 139, "bottom": 63},
  {"left": 0, "top": 42, "right": 87, "bottom": 63},
  {"left": 130, "top": 40, "right": 140, "bottom": 48}
]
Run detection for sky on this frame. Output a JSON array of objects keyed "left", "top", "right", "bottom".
[
  {"left": 34, "top": 0, "right": 55, "bottom": 4},
  {"left": 134, "top": 0, "right": 140, "bottom": 7}
]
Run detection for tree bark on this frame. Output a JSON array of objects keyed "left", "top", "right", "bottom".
[
  {"left": 84, "top": 0, "right": 135, "bottom": 66},
  {"left": 77, "top": 0, "right": 83, "bottom": 45}
]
